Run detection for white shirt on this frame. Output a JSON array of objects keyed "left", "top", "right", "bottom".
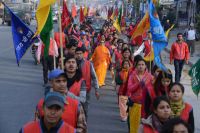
[
  {"left": 187, "top": 29, "right": 196, "bottom": 40},
  {"left": 133, "top": 42, "right": 145, "bottom": 56}
]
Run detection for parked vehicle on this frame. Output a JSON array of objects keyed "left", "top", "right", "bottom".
[{"left": 2, "top": 2, "right": 32, "bottom": 26}]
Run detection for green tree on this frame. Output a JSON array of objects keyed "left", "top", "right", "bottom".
[{"left": 196, "top": 14, "right": 200, "bottom": 33}]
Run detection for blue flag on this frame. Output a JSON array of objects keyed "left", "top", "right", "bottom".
[
  {"left": 4, "top": 3, "right": 36, "bottom": 65},
  {"left": 149, "top": 0, "right": 168, "bottom": 71}
]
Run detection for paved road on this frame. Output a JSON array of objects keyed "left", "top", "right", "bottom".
[
  {"left": 0, "top": 24, "right": 44, "bottom": 132},
  {"left": 88, "top": 75, "right": 128, "bottom": 133}
]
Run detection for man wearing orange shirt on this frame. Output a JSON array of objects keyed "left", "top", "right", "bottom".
[{"left": 170, "top": 33, "right": 190, "bottom": 82}]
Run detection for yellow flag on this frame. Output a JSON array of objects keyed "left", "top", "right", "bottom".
[
  {"left": 153, "top": 0, "right": 157, "bottom": 4},
  {"left": 144, "top": 47, "right": 154, "bottom": 61},
  {"left": 35, "top": 0, "right": 56, "bottom": 35},
  {"left": 110, "top": 11, "right": 115, "bottom": 20},
  {"left": 83, "top": 6, "right": 88, "bottom": 16},
  {"left": 165, "top": 24, "right": 175, "bottom": 39},
  {"left": 113, "top": 19, "right": 121, "bottom": 33},
  {"left": 131, "top": 12, "right": 150, "bottom": 39}
]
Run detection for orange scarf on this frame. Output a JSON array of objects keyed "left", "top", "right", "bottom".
[{"left": 121, "top": 68, "right": 129, "bottom": 83}]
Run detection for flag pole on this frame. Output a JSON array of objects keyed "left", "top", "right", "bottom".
[
  {"left": 150, "top": 40, "right": 152, "bottom": 73},
  {"left": 149, "top": 34, "right": 152, "bottom": 73},
  {"left": 58, "top": 0, "right": 64, "bottom": 70},
  {"left": 51, "top": 29, "right": 56, "bottom": 69}
]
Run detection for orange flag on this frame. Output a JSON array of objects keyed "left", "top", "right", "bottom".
[
  {"left": 131, "top": 12, "right": 150, "bottom": 39},
  {"left": 79, "top": 6, "right": 85, "bottom": 23},
  {"left": 71, "top": 4, "right": 77, "bottom": 18},
  {"left": 83, "top": 5, "right": 88, "bottom": 16}
]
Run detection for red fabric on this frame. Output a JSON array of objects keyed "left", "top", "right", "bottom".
[
  {"left": 41, "top": 38, "right": 57, "bottom": 56},
  {"left": 54, "top": 32, "right": 66, "bottom": 48},
  {"left": 133, "top": 35, "right": 143, "bottom": 46},
  {"left": 105, "top": 41, "right": 111, "bottom": 50},
  {"left": 37, "top": 97, "right": 79, "bottom": 128},
  {"left": 114, "top": 8, "right": 118, "bottom": 17},
  {"left": 23, "top": 121, "right": 75, "bottom": 133},
  {"left": 114, "top": 50, "right": 122, "bottom": 63},
  {"left": 118, "top": 69, "right": 129, "bottom": 95},
  {"left": 121, "top": 15, "right": 126, "bottom": 27},
  {"left": 156, "top": 85, "right": 169, "bottom": 96},
  {"left": 170, "top": 41, "right": 190, "bottom": 62},
  {"left": 71, "top": 4, "right": 77, "bottom": 18},
  {"left": 129, "top": 22, "right": 139, "bottom": 37},
  {"left": 107, "top": 7, "right": 113, "bottom": 19},
  {"left": 71, "top": 34, "right": 80, "bottom": 42},
  {"left": 79, "top": 6, "right": 85, "bottom": 23},
  {"left": 82, "top": 60, "right": 91, "bottom": 92},
  {"left": 129, "top": 21, "right": 148, "bottom": 46},
  {"left": 61, "top": 0, "right": 71, "bottom": 31},
  {"left": 127, "top": 70, "right": 153, "bottom": 104},
  {"left": 23, "top": 120, "right": 75, "bottom": 133},
  {"left": 143, "top": 124, "right": 159, "bottom": 133},
  {"left": 23, "top": 121, "right": 40, "bottom": 133},
  {"left": 180, "top": 103, "right": 192, "bottom": 122},
  {"left": 122, "top": 68, "right": 134, "bottom": 99},
  {"left": 69, "top": 79, "right": 83, "bottom": 96},
  {"left": 144, "top": 40, "right": 152, "bottom": 57}
]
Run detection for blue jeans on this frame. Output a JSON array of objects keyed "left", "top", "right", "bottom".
[{"left": 174, "top": 59, "right": 185, "bottom": 82}]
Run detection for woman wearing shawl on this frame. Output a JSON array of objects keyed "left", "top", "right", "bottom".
[
  {"left": 127, "top": 58, "right": 153, "bottom": 133},
  {"left": 169, "top": 82, "right": 194, "bottom": 132},
  {"left": 138, "top": 96, "right": 171, "bottom": 133}
]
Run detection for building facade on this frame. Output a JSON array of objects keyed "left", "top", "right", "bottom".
[{"left": 176, "top": 0, "right": 196, "bottom": 26}]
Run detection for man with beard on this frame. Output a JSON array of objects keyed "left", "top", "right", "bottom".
[
  {"left": 75, "top": 47, "right": 100, "bottom": 119},
  {"left": 64, "top": 55, "right": 87, "bottom": 103},
  {"left": 170, "top": 33, "right": 190, "bottom": 82}
]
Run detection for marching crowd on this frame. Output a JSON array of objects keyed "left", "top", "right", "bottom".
[{"left": 20, "top": 18, "right": 195, "bottom": 133}]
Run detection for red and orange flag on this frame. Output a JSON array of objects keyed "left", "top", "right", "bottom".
[
  {"left": 71, "top": 4, "right": 77, "bottom": 18},
  {"left": 79, "top": 6, "right": 85, "bottom": 23}
]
